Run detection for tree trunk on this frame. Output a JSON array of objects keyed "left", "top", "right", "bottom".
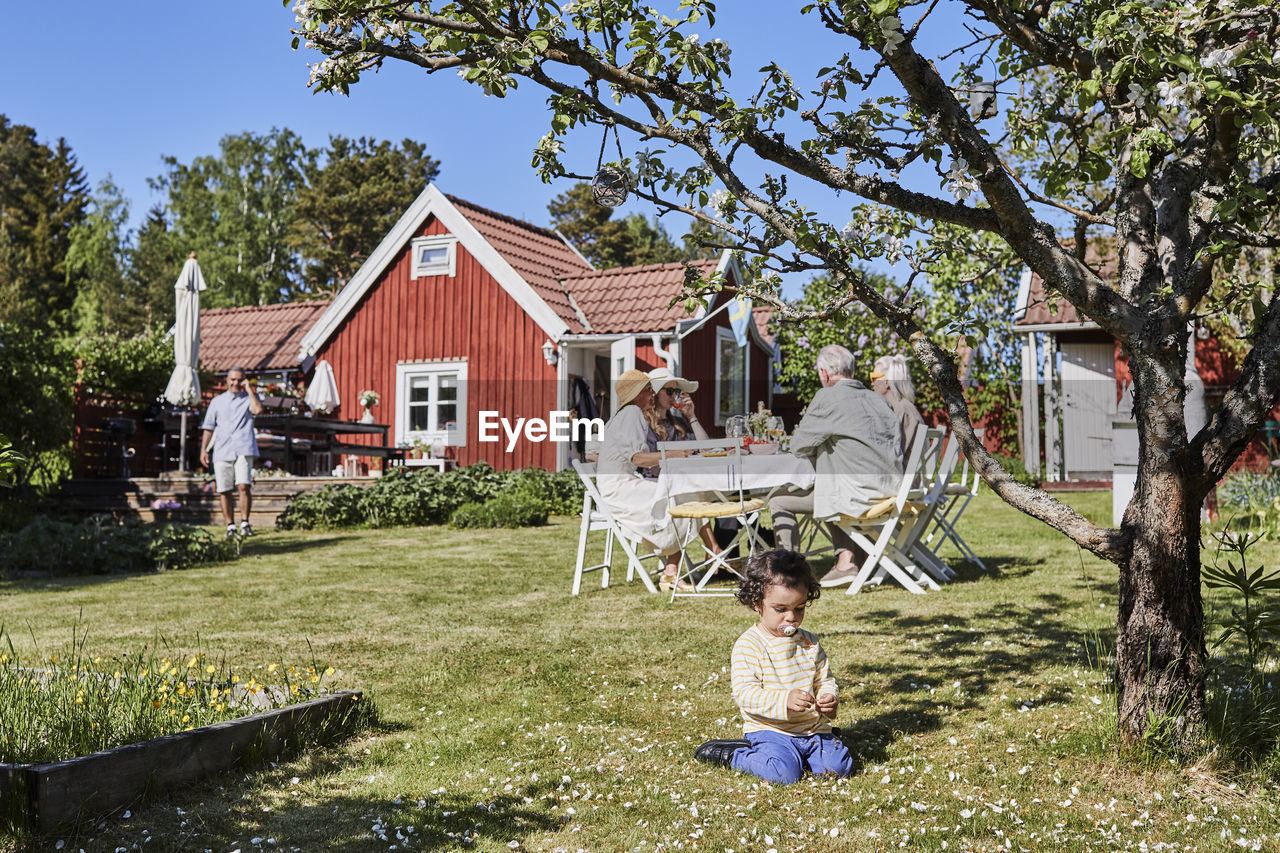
[{"left": 1116, "top": 355, "right": 1208, "bottom": 754}]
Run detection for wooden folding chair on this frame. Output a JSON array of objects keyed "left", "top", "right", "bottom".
[
  {"left": 924, "top": 429, "right": 987, "bottom": 570},
  {"left": 570, "top": 461, "right": 661, "bottom": 595},
  {"left": 831, "top": 425, "right": 946, "bottom": 595},
  {"left": 659, "top": 438, "right": 768, "bottom": 600}
]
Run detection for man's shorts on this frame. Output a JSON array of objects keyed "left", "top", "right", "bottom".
[{"left": 213, "top": 456, "right": 255, "bottom": 494}]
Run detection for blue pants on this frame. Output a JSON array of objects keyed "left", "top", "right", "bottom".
[{"left": 730, "top": 730, "right": 854, "bottom": 785}]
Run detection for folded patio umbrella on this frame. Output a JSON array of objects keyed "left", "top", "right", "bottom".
[
  {"left": 162, "top": 254, "right": 206, "bottom": 472},
  {"left": 304, "top": 359, "right": 341, "bottom": 414}
]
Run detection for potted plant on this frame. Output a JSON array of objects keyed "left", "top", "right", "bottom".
[{"left": 358, "top": 389, "right": 380, "bottom": 423}]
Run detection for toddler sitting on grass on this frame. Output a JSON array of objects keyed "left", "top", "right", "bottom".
[{"left": 694, "top": 549, "right": 854, "bottom": 784}]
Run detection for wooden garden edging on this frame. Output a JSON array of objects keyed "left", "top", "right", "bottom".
[{"left": 0, "top": 689, "right": 363, "bottom": 834}]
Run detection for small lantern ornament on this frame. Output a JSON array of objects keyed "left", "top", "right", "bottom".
[
  {"left": 591, "top": 166, "right": 629, "bottom": 208},
  {"left": 590, "top": 122, "right": 629, "bottom": 208}
]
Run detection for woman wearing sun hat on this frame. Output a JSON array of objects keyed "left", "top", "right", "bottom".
[
  {"left": 598, "top": 369, "right": 709, "bottom": 591},
  {"left": 639, "top": 366, "right": 710, "bottom": 476}
]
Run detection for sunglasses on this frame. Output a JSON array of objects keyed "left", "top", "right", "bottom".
[{"left": 660, "top": 386, "right": 681, "bottom": 395}]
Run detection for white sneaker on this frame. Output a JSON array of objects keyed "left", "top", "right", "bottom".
[
  {"left": 239, "top": 521, "right": 254, "bottom": 537},
  {"left": 226, "top": 523, "right": 238, "bottom": 538}
]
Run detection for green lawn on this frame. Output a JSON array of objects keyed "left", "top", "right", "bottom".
[{"left": 4, "top": 491, "right": 1280, "bottom": 852}]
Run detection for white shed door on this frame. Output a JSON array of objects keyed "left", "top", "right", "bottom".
[{"left": 1060, "top": 342, "right": 1116, "bottom": 477}]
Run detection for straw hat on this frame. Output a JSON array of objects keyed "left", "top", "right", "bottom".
[
  {"left": 646, "top": 366, "right": 699, "bottom": 394},
  {"left": 614, "top": 369, "right": 652, "bottom": 407}
]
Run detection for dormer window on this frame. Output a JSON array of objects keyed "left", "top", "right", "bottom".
[{"left": 410, "top": 235, "right": 457, "bottom": 278}]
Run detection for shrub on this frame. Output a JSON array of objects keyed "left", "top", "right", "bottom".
[
  {"left": 276, "top": 463, "right": 581, "bottom": 530},
  {"left": 0, "top": 515, "right": 237, "bottom": 577},
  {"left": 449, "top": 492, "right": 549, "bottom": 529}
]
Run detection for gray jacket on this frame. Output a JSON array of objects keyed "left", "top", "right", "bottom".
[{"left": 790, "top": 378, "right": 904, "bottom": 519}]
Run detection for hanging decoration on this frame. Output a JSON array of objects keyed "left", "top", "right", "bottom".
[{"left": 590, "top": 122, "right": 629, "bottom": 208}]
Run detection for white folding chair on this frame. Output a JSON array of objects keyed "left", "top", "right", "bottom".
[
  {"left": 659, "top": 438, "right": 768, "bottom": 600},
  {"left": 924, "top": 429, "right": 987, "bottom": 570},
  {"left": 570, "top": 460, "right": 661, "bottom": 595},
  {"left": 831, "top": 424, "right": 945, "bottom": 596},
  {"left": 895, "top": 429, "right": 962, "bottom": 583}
]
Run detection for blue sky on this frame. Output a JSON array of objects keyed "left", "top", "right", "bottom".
[{"left": 2, "top": 1, "right": 965, "bottom": 288}]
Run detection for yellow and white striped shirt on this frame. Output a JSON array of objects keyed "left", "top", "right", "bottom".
[{"left": 731, "top": 624, "right": 838, "bottom": 736}]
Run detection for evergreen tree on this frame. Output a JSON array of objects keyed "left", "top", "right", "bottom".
[
  {"left": 289, "top": 136, "right": 441, "bottom": 294},
  {"left": 0, "top": 115, "right": 88, "bottom": 334}
]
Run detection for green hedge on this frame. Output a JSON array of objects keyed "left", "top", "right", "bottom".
[
  {"left": 0, "top": 515, "right": 239, "bottom": 577},
  {"left": 450, "top": 493, "right": 550, "bottom": 529},
  {"left": 274, "top": 463, "right": 583, "bottom": 530}
]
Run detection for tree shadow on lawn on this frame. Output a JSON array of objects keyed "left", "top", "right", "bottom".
[
  {"left": 55, "top": 741, "right": 560, "bottom": 852},
  {"left": 241, "top": 535, "right": 352, "bottom": 557},
  {"left": 823, "top": 595, "right": 1116, "bottom": 752},
  {"left": 835, "top": 702, "right": 943, "bottom": 770}
]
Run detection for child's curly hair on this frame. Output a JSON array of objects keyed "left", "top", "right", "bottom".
[{"left": 735, "top": 549, "right": 821, "bottom": 609}]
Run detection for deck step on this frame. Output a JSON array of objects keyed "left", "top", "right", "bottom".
[{"left": 55, "top": 475, "right": 385, "bottom": 529}]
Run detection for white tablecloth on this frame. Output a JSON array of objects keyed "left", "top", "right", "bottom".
[{"left": 658, "top": 452, "right": 816, "bottom": 501}]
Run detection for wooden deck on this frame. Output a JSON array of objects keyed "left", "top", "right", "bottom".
[{"left": 56, "top": 474, "right": 386, "bottom": 529}]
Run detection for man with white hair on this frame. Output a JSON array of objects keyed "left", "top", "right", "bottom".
[
  {"left": 769, "top": 344, "right": 904, "bottom": 588},
  {"left": 871, "top": 354, "right": 924, "bottom": 459}
]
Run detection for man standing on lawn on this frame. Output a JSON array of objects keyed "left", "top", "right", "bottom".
[{"left": 200, "top": 366, "right": 264, "bottom": 537}]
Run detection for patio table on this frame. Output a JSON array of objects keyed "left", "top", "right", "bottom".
[{"left": 657, "top": 451, "right": 815, "bottom": 502}]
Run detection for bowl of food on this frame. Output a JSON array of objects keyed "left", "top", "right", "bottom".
[{"left": 749, "top": 442, "right": 778, "bottom": 455}]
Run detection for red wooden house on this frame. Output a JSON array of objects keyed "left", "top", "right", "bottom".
[{"left": 294, "top": 184, "right": 775, "bottom": 471}]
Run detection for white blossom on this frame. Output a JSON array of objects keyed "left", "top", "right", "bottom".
[
  {"left": 710, "top": 38, "right": 731, "bottom": 60},
  {"left": 685, "top": 33, "right": 699, "bottom": 45},
  {"left": 707, "top": 190, "right": 734, "bottom": 215},
  {"left": 1201, "top": 47, "right": 1237, "bottom": 76},
  {"left": 839, "top": 221, "right": 862, "bottom": 242},
  {"left": 879, "top": 16, "right": 905, "bottom": 55},
  {"left": 945, "top": 157, "right": 979, "bottom": 202},
  {"left": 1126, "top": 82, "right": 1146, "bottom": 109},
  {"left": 881, "top": 234, "right": 905, "bottom": 263},
  {"left": 1156, "top": 72, "right": 1200, "bottom": 108}
]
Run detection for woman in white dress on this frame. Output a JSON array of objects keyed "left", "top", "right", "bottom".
[{"left": 598, "top": 369, "right": 708, "bottom": 591}]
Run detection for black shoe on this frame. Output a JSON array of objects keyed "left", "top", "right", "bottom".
[{"left": 694, "top": 739, "right": 749, "bottom": 767}]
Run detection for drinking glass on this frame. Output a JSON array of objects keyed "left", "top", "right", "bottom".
[
  {"left": 726, "top": 415, "right": 747, "bottom": 439},
  {"left": 765, "top": 415, "right": 785, "bottom": 443}
]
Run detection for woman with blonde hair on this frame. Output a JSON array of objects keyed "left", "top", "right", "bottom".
[
  {"left": 597, "top": 369, "right": 711, "bottom": 591},
  {"left": 871, "top": 354, "right": 924, "bottom": 458}
]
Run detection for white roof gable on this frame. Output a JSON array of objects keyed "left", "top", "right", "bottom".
[{"left": 297, "top": 183, "right": 571, "bottom": 360}]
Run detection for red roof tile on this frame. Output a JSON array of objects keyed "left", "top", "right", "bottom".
[
  {"left": 1016, "top": 241, "right": 1116, "bottom": 327},
  {"left": 448, "top": 196, "right": 594, "bottom": 333},
  {"left": 200, "top": 300, "right": 331, "bottom": 373},
  {"left": 564, "top": 259, "right": 721, "bottom": 333}
]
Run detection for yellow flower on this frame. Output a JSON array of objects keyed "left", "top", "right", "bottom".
[
  {"left": 206, "top": 664, "right": 216, "bottom": 674},
  {"left": 324, "top": 666, "right": 335, "bottom": 676},
  {"left": 267, "top": 663, "right": 278, "bottom": 673},
  {"left": 152, "top": 699, "right": 163, "bottom": 708},
  {"left": 187, "top": 656, "right": 198, "bottom": 668}
]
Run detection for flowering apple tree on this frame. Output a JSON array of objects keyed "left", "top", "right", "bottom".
[{"left": 293, "top": 0, "right": 1280, "bottom": 755}]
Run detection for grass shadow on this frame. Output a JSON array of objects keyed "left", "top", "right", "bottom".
[{"left": 241, "top": 535, "right": 353, "bottom": 557}]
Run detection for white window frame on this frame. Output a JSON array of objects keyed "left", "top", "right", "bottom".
[
  {"left": 395, "top": 360, "right": 468, "bottom": 447},
  {"left": 410, "top": 235, "right": 457, "bottom": 279},
  {"left": 714, "top": 326, "right": 747, "bottom": 427}
]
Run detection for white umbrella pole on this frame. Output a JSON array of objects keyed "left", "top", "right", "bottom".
[{"left": 179, "top": 410, "right": 189, "bottom": 473}]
